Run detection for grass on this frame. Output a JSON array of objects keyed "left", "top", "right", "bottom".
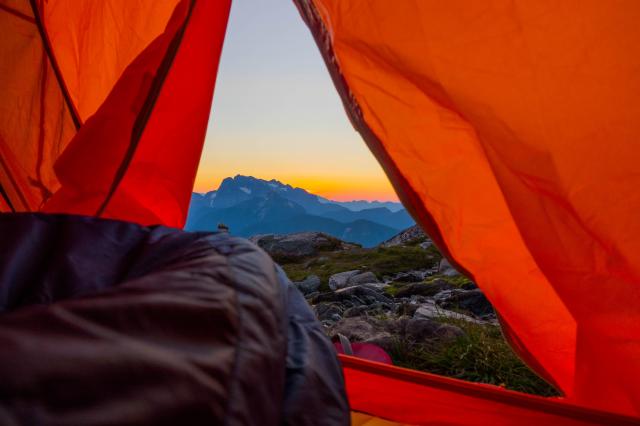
[
  {"left": 387, "top": 317, "right": 559, "bottom": 396},
  {"left": 281, "top": 245, "right": 441, "bottom": 291},
  {"left": 383, "top": 282, "right": 405, "bottom": 297},
  {"left": 384, "top": 274, "right": 474, "bottom": 298},
  {"left": 280, "top": 241, "right": 556, "bottom": 396},
  {"left": 427, "top": 274, "right": 474, "bottom": 288}
]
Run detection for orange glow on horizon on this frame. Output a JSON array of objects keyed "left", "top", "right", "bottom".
[{"left": 192, "top": 172, "right": 400, "bottom": 202}]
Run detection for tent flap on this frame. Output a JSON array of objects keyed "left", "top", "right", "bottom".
[
  {"left": 0, "top": 0, "right": 231, "bottom": 228},
  {"left": 341, "top": 356, "right": 640, "bottom": 425},
  {"left": 294, "top": 0, "right": 640, "bottom": 419}
]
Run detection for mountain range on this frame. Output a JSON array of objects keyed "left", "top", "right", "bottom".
[{"left": 186, "top": 175, "right": 414, "bottom": 247}]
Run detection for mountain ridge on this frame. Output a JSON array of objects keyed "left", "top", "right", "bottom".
[{"left": 186, "top": 175, "right": 413, "bottom": 247}]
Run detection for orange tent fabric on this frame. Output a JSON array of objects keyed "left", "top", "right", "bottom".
[
  {"left": 0, "top": 0, "right": 230, "bottom": 227},
  {"left": 342, "top": 356, "right": 639, "bottom": 426},
  {"left": 295, "top": 0, "right": 640, "bottom": 419},
  {"left": 2, "top": 0, "right": 640, "bottom": 424}
]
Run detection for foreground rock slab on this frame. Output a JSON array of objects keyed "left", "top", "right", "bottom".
[
  {"left": 328, "top": 270, "right": 361, "bottom": 290},
  {"left": 251, "top": 232, "right": 357, "bottom": 261},
  {"left": 293, "top": 275, "right": 321, "bottom": 295},
  {"left": 414, "top": 300, "right": 487, "bottom": 324}
]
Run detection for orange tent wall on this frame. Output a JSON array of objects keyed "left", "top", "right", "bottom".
[
  {"left": 3, "top": 0, "right": 640, "bottom": 424},
  {"left": 295, "top": 0, "right": 640, "bottom": 419},
  {"left": 341, "top": 356, "right": 640, "bottom": 425},
  {"left": 0, "top": 0, "right": 230, "bottom": 227}
]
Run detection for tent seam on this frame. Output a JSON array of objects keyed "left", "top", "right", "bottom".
[
  {"left": 29, "top": 0, "right": 82, "bottom": 130},
  {"left": 95, "top": 0, "right": 196, "bottom": 218}
]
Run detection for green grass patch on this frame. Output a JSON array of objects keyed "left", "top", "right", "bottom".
[
  {"left": 281, "top": 245, "right": 440, "bottom": 288},
  {"left": 387, "top": 317, "right": 558, "bottom": 396},
  {"left": 383, "top": 281, "right": 406, "bottom": 297},
  {"left": 423, "top": 274, "right": 474, "bottom": 288},
  {"left": 281, "top": 241, "right": 554, "bottom": 396}
]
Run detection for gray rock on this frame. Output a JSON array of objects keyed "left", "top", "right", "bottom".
[
  {"left": 438, "top": 257, "right": 461, "bottom": 277},
  {"left": 393, "top": 279, "right": 453, "bottom": 298},
  {"left": 313, "top": 285, "right": 392, "bottom": 305},
  {"left": 419, "top": 241, "right": 433, "bottom": 250},
  {"left": 329, "top": 317, "right": 392, "bottom": 343},
  {"left": 361, "top": 282, "right": 389, "bottom": 291},
  {"left": 433, "top": 289, "right": 456, "bottom": 302},
  {"left": 394, "top": 302, "right": 420, "bottom": 317},
  {"left": 384, "top": 316, "right": 410, "bottom": 334},
  {"left": 405, "top": 318, "right": 441, "bottom": 340},
  {"left": 250, "top": 232, "right": 358, "bottom": 261},
  {"left": 354, "top": 302, "right": 394, "bottom": 318},
  {"left": 435, "top": 323, "right": 466, "bottom": 340},
  {"left": 314, "top": 303, "right": 344, "bottom": 322},
  {"left": 380, "top": 225, "right": 429, "bottom": 247},
  {"left": 439, "top": 288, "right": 494, "bottom": 317},
  {"left": 294, "top": 275, "right": 321, "bottom": 294},
  {"left": 343, "top": 305, "right": 369, "bottom": 318},
  {"left": 394, "top": 270, "right": 425, "bottom": 283},
  {"left": 349, "top": 271, "right": 379, "bottom": 285},
  {"left": 414, "top": 300, "right": 485, "bottom": 324},
  {"left": 405, "top": 318, "right": 464, "bottom": 342},
  {"left": 328, "top": 270, "right": 361, "bottom": 290}
]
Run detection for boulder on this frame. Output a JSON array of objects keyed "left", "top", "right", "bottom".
[
  {"left": 314, "top": 302, "right": 344, "bottom": 323},
  {"left": 328, "top": 317, "right": 393, "bottom": 348},
  {"left": 380, "top": 225, "right": 429, "bottom": 247},
  {"left": 360, "top": 282, "right": 389, "bottom": 291},
  {"left": 414, "top": 300, "right": 485, "bottom": 324},
  {"left": 393, "top": 279, "right": 453, "bottom": 298},
  {"left": 405, "top": 318, "right": 464, "bottom": 342},
  {"left": 328, "top": 270, "right": 361, "bottom": 290},
  {"left": 393, "top": 270, "right": 425, "bottom": 283},
  {"left": 394, "top": 302, "right": 420, "bottom": 317},
  {"left": 438, "top": 257, "right": 461, "bottom": 277},
  {"left": 434, "top": 323, "right": 467, "bottom": 340},
  {"left": 250, "top": 232, "right": 357, "bottom": 262},
  {"left": 293, "top": 275, "right": 321, "bottom": 295},
  {"left": 433, "top": 289, "right": 456, "bottom": 303},
  {"left": 349, "top": 271, "right": 379, "bottom": 285},
  {"left": 356, "top": 302, "right": 394, "bottom": 318},
  {"left": 439, "top": 289, "right": 494, "bottom": 317},
  {"left": 343, "top": 305, "right": 369, "bottom": 318},
  {"left": 312, "top": 285, "right": 392, "bottom": 305},
  {"left": 419, "top": 241, "right": 433, "bottom": 250}
]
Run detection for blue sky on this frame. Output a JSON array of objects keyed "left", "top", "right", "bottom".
[{"left": 194, "top": 0, "right": 398, "bottom": 201}]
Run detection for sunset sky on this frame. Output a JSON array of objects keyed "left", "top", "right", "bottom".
[{"left": 193, "top": 0, "right": 398, "bottom": 202}]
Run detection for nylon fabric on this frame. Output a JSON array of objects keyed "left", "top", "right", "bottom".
[
  {"left": 0, "top": 0, "right": 230, "bottom": 228},
  {"left": 341, "top": 356, "right": 640, "bottom": 426},
  {"left": 297, "top": 0, "right": 640, "bottom": 418}
]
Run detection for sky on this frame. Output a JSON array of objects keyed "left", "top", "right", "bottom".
[{"left": 193, "top": 0, "right": 398, "bottom": 202}]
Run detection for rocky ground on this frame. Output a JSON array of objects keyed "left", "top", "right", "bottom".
[{"left": 251, "top": 227, "right": 558, "bottom": 396}]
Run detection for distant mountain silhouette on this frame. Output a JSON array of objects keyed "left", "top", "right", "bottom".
[{"left": 186, "top": 175, "right": 413, "bottom": 247}]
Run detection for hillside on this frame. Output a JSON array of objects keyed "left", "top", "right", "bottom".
[
  {"left": 186, "top": 175, "right": 413, "bottom": 247},
  {"left": 253, "top": 229, "right": 558, "bottom": 397}
]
